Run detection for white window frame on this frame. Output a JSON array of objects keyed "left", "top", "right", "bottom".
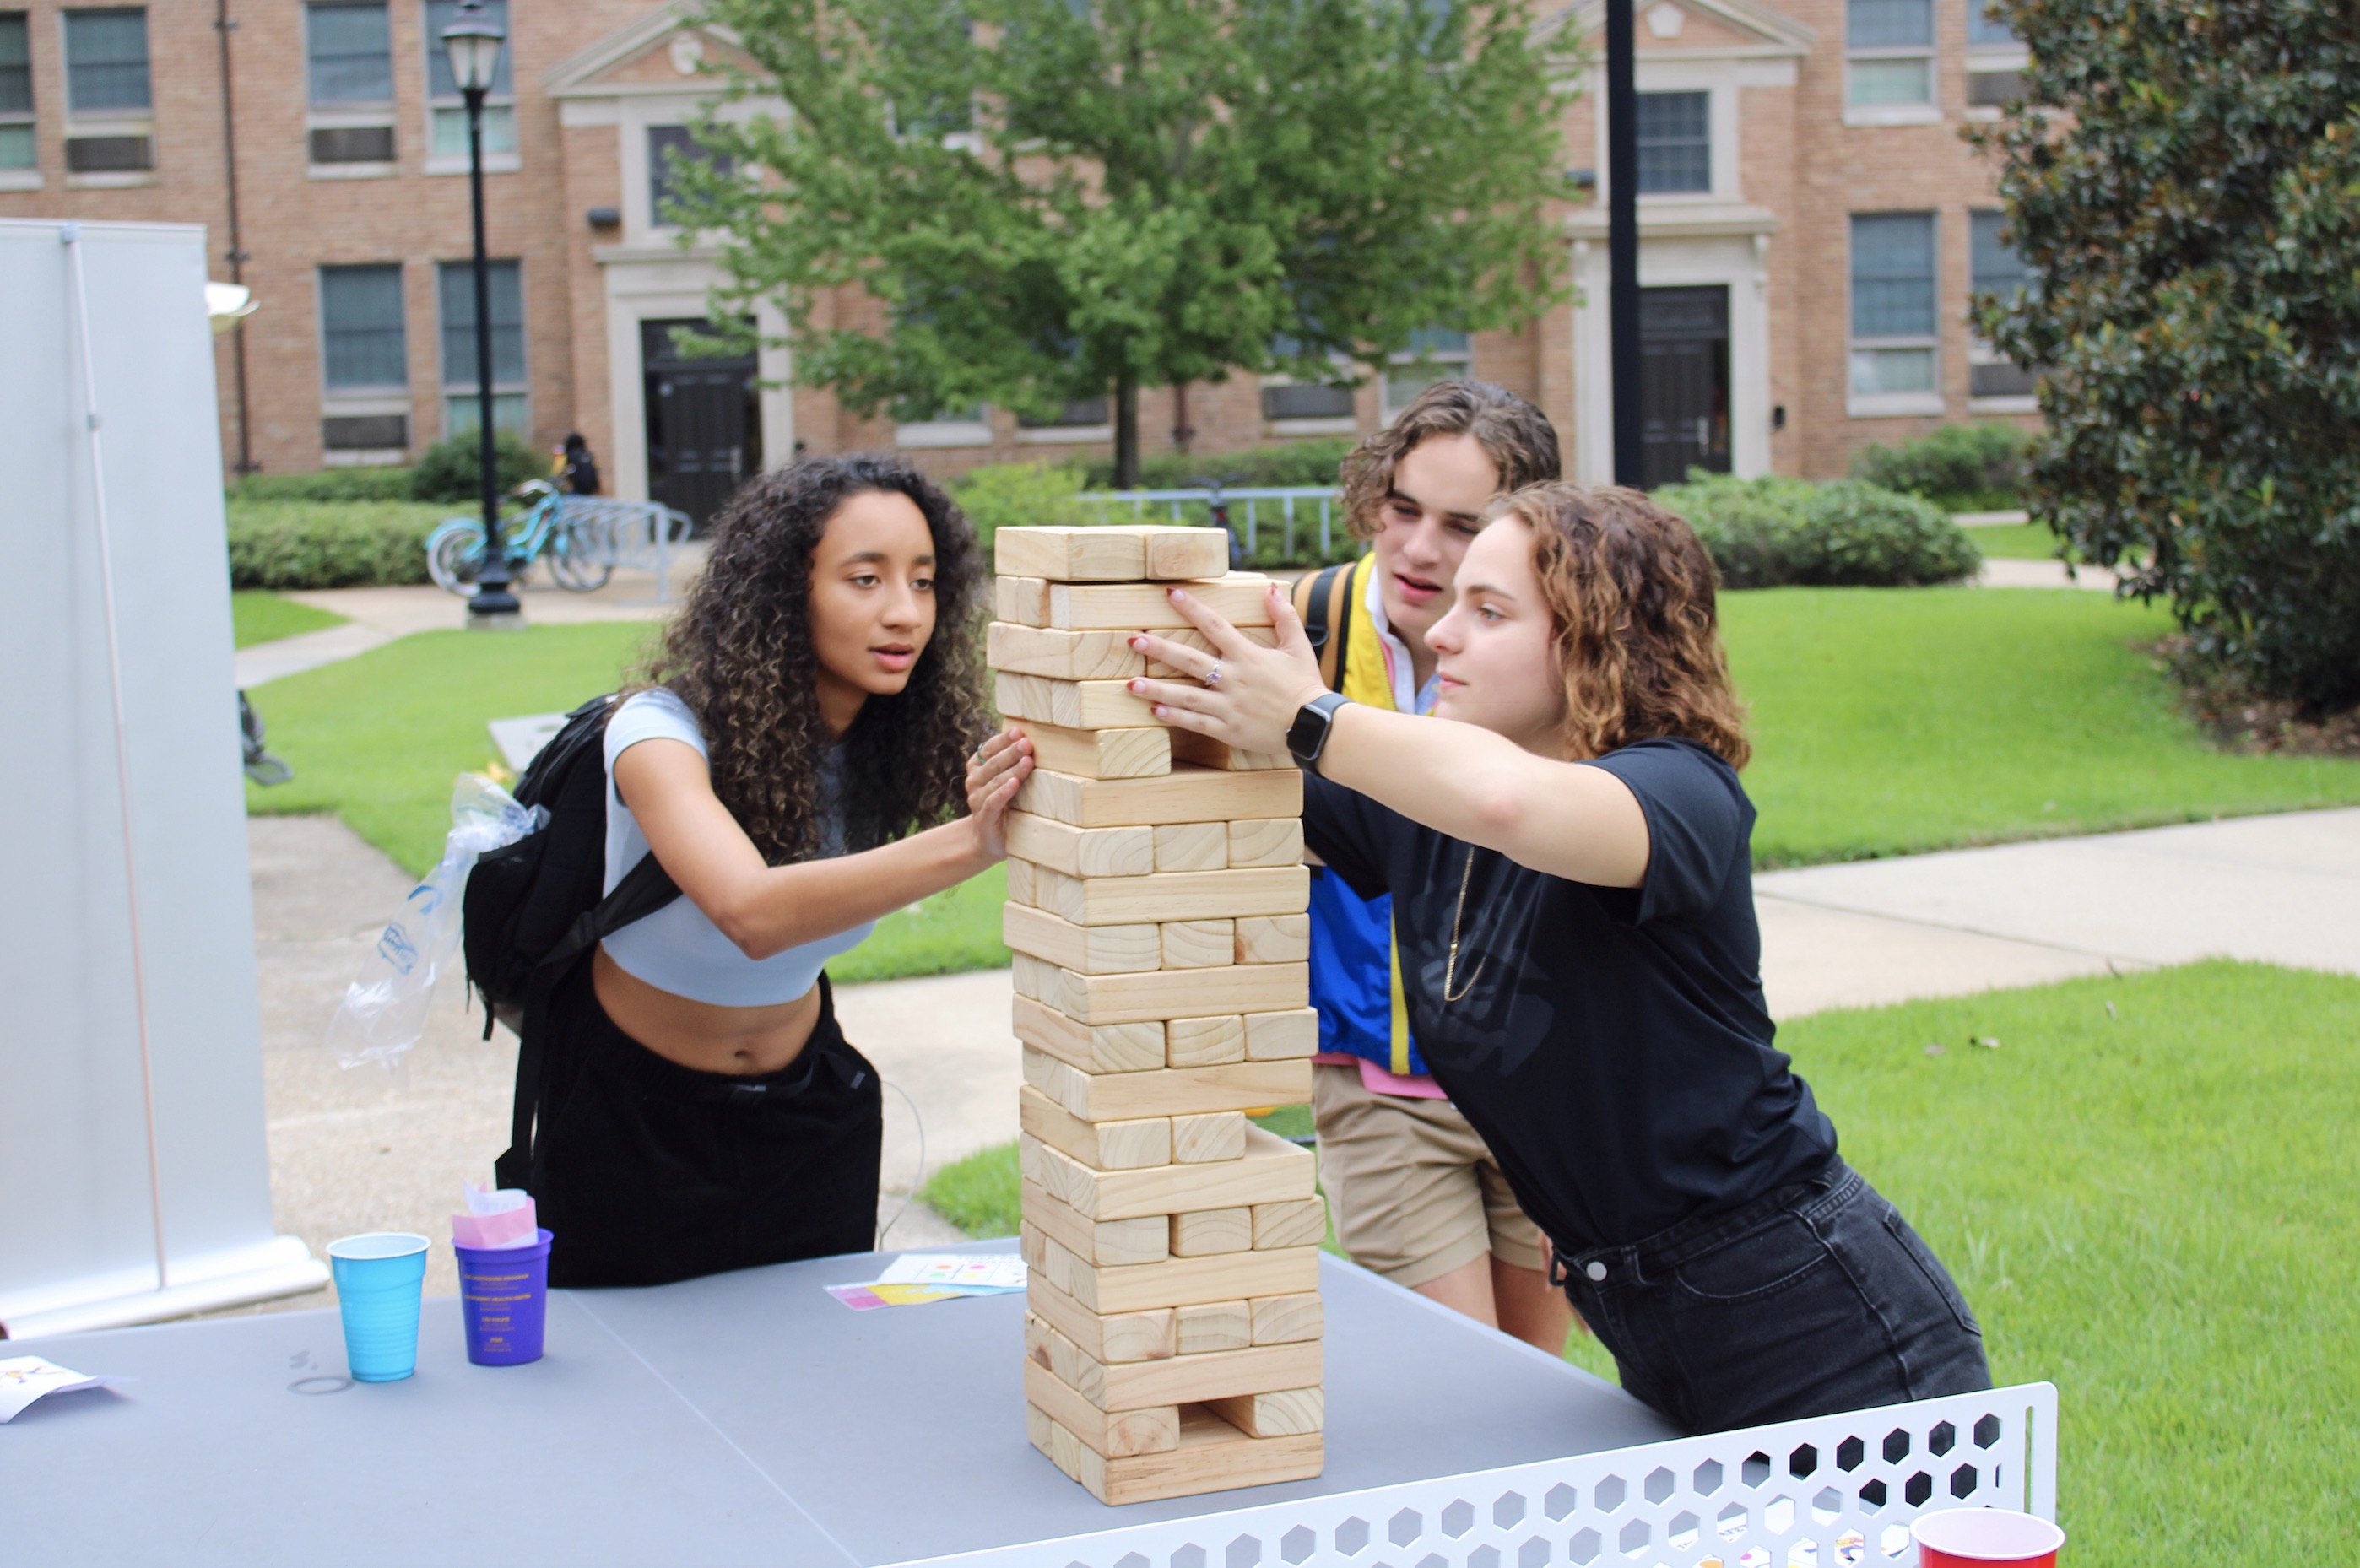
[
  {"left": 1848, "top": 211, "right": 1945, "bottom": 418},
  {"left": 1962, "top": 0, "right": 2029, "bottom": 122},
  {"left": 1843, "top": 0, "right": 1940, "bottom": 127},
  {"left": 1381, "top": 333, "right": 1474, "bottom": 424},
  {"left": 422, "top": 0, "right": 518, "bottom": 176},
  {"left": 58, "top": 6, "right": 154, "bottom": 187},
  {"left": 1591, "top": 65, "right": 1741, "bottom": 207},
  {"left": 305, "top": 1, "right": 397, "bottom": 179},
  {"left": 0, "top": 9, "right": 35, "bottom": 185},
  {"left": 436, "top": 257, "right": 531, "bottom": 441},
  {"left": 317, "top": 261, "right": 412, "bottom": 461},
  {"left": 1966, "top": 208, "right": 2038, "bottom": 413},
  {"left": 895, "top": 405, "right": 995, "bottom": 449}
]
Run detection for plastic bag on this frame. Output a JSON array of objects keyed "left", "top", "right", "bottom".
[{"left": 327, "top": 774, "right": 546, "bottom": 1072}]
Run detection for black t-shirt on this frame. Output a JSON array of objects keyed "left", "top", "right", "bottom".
[{"left": 1302, "top": 737, "right": 1838, "bottom": 1252}]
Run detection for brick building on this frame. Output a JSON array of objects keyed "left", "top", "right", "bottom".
[{"left": 0, "top": 0, "right": 2033, "bottom": 523}]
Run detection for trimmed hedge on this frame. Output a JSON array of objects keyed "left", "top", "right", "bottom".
[
  {"left": 406, "top": 433, "right": 550, "bottom": 503},
  {"left": 225, "top": 500, "right": 450, "bottom": 589},
  {"left": 1850, "top": 423, "right": 2028, "bottom": 512},
  {"left": 1654, "top": 473, "right": 1983, "bottom": 589},
  {"left": 230, "top": 466, "right": 418, "bottom": 504},
  {"left": 1079, "top": 437, "right": 1356, "bottom": 493}
]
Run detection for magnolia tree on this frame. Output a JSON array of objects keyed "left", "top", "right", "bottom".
[
  {"left": 1973, "top": 0, "right": 2360, "bottom": 711},
  {"left": 678, "top": 0, "right": 1572, "bottom": 487}
]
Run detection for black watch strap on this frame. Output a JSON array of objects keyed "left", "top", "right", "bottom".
[{"left": 1286, "top": 692, "right": 1352, "bottom": 776}]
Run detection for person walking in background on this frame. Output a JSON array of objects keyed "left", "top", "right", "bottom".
[
  {"left": 1290, "top": 381, "right": 1574, "bottom": 1354},
  {"left": 555, "top": 432, "right": 602, "bottom": 495}
]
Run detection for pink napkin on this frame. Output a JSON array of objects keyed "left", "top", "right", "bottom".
[{"left": 452, "top": 1182, "right": 537, "bottom": 1249}]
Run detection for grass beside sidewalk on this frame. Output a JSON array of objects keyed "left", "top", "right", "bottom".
[{"left": 231, "top": 590, "right": 349, "bottom": 649}]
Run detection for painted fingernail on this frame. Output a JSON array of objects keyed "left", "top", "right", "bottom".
[{"left": 1168, "top": 587, "right": 1187, "bottom": 602}]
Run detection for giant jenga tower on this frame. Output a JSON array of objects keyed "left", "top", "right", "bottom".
[{"left": 989, "top": 526, "right": 1327, "bottom": 1506}]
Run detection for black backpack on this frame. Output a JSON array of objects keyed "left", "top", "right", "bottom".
[{"left": 463, "top": 692, "right": 681, "bottom": 1189}]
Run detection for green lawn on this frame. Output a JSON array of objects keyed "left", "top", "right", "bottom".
[
  {"left": 1958, "top": 521, "right": 2070, "bottom": 560},
  {"left": 230, "top": 590, "right": 349, "bottom": 649},
  {"left": 934, "top": 963, "right": 2360, "bottom": 1566},
  {"left": 1728, "top": 589, "right": 2360, "bottom": 866}
]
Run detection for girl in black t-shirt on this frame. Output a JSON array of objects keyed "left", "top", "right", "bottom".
[{"left": 1129, "top": 482, "right": 1989, "bottom": 1434}]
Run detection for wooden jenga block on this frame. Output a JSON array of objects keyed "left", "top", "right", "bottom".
[
  {"left": 1204, "top": 1387, "right": 1323, "bottom": 1438},
  {"left": 995, "top": 526, "right": 1155, "bottom": 582},
  {"left": 988, "top": 622, "right": 1147, "bottom": 681},
  {"left": 1020, "top": 1176, "right": 1169, "bottom": 1266},
  {"left": 1021, "top": 1046, "right": 1313, "bottom": 1122},
  {"left": 1171, "top": 1111, "right": 1248, "bottom": 1164},
  {"left": 1253, "top": 1197, "right": 1328, "bottom": 1250},
  {"left": 1017, "top": 761, "right": 1302, "bottom": 828},
  {"left": 1028, "top": 1270, "right": 1175, "bottom": 1363},
  {"left": 995, "top": 576, "right": 1050, "bottom": 624},
  {"left": 1165, "top": 1014, "right": 1246, "bottom": 1068},
  {"left": 1170, "top": 1206, "right": 1253, "bottom": 1257},
  {"left": 1011, "top": 719, "right": 1170, "bottom": 781},
  {"left": 1004, "top": 904, "right": 1161, "bottom": 976},
  {"left": 1174, "top": 1300, "right": 1253, "bottom": 1354},
  {"left": 1143, "top": 527, "right": 1232, "bottom": 581},
  {"left": 1040, "top": 575, "right": 1276, "bottom": 632},
  {"left": 1029, "top": 1402, "right": 1324, "bottom": 1506},
  {"left": 1005, "top": 854, "right": 1038, "bottom": 906},
  {"left": 1027, "top": 1295, "right": 1323, "bottom": 1405},
  {"left": 1151, "top": 820, "right": 1228, "bottom": 872},
  {"left": 1005, "top": 813, "right": 1156, "bottom": 879},
  {"left": 995, "top": 671, "right": 1156, "bottom": 731},
  {"left": 1228, "top": 817, "right": 1307, "bottom": 868},
  {"left": 1012, "top": 993, "right": 1166, "bottom": 1074},
  {"left": 1024, "top": 1356, "right": 1181, "bottom": 1458},
  {"left": 1234, "top": 913, "right": 1310, "bottom": 965},
  {"left": 1243, "top": 1008, "right": 1319, "bottom": 1060},
  {"left": 1022, "top": 1127, "right": 1313, "bottom": 1220},
  {"left": 1160, "top": 919, "right": 1234, "bottom": 969},
  {"left": 1017, "top": 1084, "right": 1171, "bottom": 1171},
  {"left": 1029, "top": 863, "right": 1309, "bottom": 927},
  {"left": 1170, "top": 729, "right": 1296, "bottom": 772},
  {"left": 1144, "top": 624, "right": 1279, "bottom": 676},
  {"left": 1014, "top": 954, "right": 1309, "bottom": 1026},
  {"left": 1250, "top": 1290, "right": 1324, "bottom": 1345}
]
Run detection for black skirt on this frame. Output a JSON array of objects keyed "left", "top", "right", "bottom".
[{"left": 528, "top": 961, "right": 882, "bottom": 1289}]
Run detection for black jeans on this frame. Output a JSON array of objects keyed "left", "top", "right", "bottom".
[
  {"left": 1556, "top": 1161, "right": 1989, "bottom": 1434},
  {"left": 530, "top": 965, "right": 882, "bottom": 1290}
]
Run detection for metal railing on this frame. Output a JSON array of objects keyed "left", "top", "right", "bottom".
[
  {"left": 1076, "top": 485, "right": 1360, "bottom": 565},
  {"left": 557, "top": 495, "right": 696, "bottom": 601}
]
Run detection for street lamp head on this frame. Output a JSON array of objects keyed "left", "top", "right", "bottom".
[{"left": 441, "top": 0, "right": 506, "bottom": 96}]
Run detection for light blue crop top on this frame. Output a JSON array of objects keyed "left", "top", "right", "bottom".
[{"left": 600, "top": 689, "right": 875, "bottom": 1006}]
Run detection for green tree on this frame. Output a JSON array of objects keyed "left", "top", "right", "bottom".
[
  {"left": 680, "top": 0, "right": 1572, "bottom": 487},
  {"left": 1973, "top": 0, "right": 2360, "bottom": 711}
]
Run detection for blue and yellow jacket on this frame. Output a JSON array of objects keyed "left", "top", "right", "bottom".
[{"left": 1293, "top": 554, "right": 1429, "bottom": 1079}]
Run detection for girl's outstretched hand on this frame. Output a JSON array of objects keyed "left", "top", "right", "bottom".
[
  {"left": 964, "top": 727, "right": 1032, "bottom": 862},
  {"left": 1129, "top": 585, "right": 1329, "bottom": 757}
]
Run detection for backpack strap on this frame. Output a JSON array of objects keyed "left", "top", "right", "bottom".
[
  {"left": 1291, "top": 560, "right": 1357, "bottom": 693},
  {"left": 492, "top": 852, "right": 680, "bottom": 1192}
]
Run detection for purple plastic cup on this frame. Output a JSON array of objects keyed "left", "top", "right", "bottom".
[{"left": 452, "top": 1227, "right": 553, "bottom": 1366}]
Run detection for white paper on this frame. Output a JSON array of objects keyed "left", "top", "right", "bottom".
[
  {"left": 463, "top": 1181, "right": 532, "bottom": 1216},
  {"left": 876, "top": 1253, "right": 1026, "bottom": 1290},
  {"left": 0, "top": 1356, "right": 121, "bottom": 1423}
]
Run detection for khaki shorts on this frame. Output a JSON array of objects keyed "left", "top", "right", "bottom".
[{"left": 1311, "top": 1062, "right": 1548, "bottom": 1287}]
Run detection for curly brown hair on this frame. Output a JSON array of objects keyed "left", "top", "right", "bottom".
[
  {"left": 1337, "top": 379, "right": 1562, "bottom": 541},
  {"left": 1502, "top": 483, "right": 1751, "bottom": 770},
  {"left": 636, "top": 454, "right": 988, "bottom": 863}
]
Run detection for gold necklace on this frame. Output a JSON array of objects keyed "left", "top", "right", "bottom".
[{"left": 1442, "top": 846, "right": 1486, "bottom": 1003}]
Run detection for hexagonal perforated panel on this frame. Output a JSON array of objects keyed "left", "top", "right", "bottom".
[{"left": 895, "top": 1383, "right": 2057, "bottom": 1568}]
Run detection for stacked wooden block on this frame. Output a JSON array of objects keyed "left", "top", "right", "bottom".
[{"left": 992, "top": 525, "right": 1326, "bottom": 1506}]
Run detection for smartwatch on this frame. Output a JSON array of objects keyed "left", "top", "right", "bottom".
[{"left": 1286, "top": 693, "right": 1352, "bottom": 776}]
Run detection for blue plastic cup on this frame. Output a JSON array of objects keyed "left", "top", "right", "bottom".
[
  {"left": 452, "top": 1228, "right": 553, "bottom": 1366},
  {"left": 327, "top": 1232, "right": 430, "bottom": 1382}
]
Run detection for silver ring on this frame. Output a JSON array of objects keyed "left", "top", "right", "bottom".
[{"left": 1203, "top": 662, "right": 1223, "bottom": 689}]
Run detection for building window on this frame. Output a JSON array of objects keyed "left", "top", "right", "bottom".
[
  {"left": 1968, "top": 209, "right": 2038, "bottom": 401},
  {"left": 647, "top": 125, "right": 732, "bottom": 229},
  {"left": 0, "top": 14, "right": 34, "bottom": 171},
  {"left": 424, "top": 0, "right": 514, "bottom": 167},
  {"left": 1849, "top": 212, "right": 1940, "bottom": 407},
  {"left": 307, "top": 3, "right": 391, "bottom": 105},
  {"left": 1965, "top": 0, "right": 2026, "bottom": 111},
  {"left": 1635, "top": 92, "right": 1710, "bottom": 194},
  {"left": 63, "top": 7, "right": 148, "bottom": 114},
  {"left": 1263, "top": 333, "right": 1356, "bottom": 424},
  {"left": 319, "top": 264, "right": 408, "bottom": 390},
  {"left": 1017, "top": 395, "right": 1111, "bottom": 430},
  {"left": 1846, "top": 0, "right": 1933, "bottom": 111},
  {"left": 1967, "top": 0, "right": 2017, "bottom": 46},
  {"left": 437, "top": 259, "right": 528, "bottom": 435},
  {"left": 1383, "top": 329, "right": 1473, "bottom": 420}
]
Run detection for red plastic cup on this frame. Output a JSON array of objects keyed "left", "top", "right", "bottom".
[
  {"left": 1913, "top": 1508, "right": 2065, "bottom": 1568},
  {"left": 452, "top": 1227, "right": 553, "bottom": 1366}
]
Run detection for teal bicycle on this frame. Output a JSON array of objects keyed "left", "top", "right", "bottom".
[{"left": 425, "top": 480, "right": 614, "bottom": 595}]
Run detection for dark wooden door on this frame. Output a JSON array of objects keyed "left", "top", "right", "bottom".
[
  {"left": 1638, "top": 287, "right": 1731, "bottom": 490},
  {"left": 642, "top": 319, "right": 761, "bottom": 530}
]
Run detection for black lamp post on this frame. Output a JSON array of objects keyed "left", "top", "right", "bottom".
[
  {"left": 443, "top": 0, "right": 520, "bottom": 623},
  {"left": 1605, "top": 0, "right": 1643, "bottom": 487}
]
